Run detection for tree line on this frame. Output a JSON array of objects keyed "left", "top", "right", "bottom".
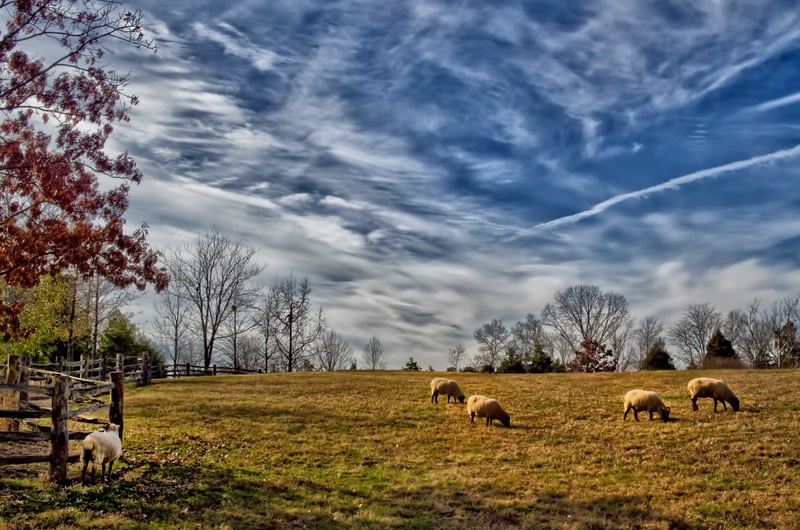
[
  {"left": 150, "top": 228, "right": 391, "bottom": 373},
  {"left": 458, "top": 285, "right": 799, "bottom": 373}
]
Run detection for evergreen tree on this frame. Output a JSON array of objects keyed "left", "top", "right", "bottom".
[
  {"left": 641, "top": 338, "right": 675, "bottom": 370},
  {"left": 497, "top": 348, "right": 525, "bottom": 373},
  {"left": 528, "top": 344, "right": 554, "bottom": 373},
  {"left": 403, "top": 357, "right": 421, "bottom": 371},
  {"left": 706, "top": 329, "right": 736, "bottom": 359}
]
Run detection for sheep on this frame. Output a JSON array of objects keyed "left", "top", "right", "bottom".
[
  {"left": 81, "top": 423, "right": 122, "bottom": 484},
  {"left": 687, "top": 377, "right": 740, "bottom": 412},
  {"left": 430, "top": 377, "right": 465, "bottom": 404},
  {"left": 623, "top": 389, "right": 671, "bottom": 422},
  {"left": 466, "top": 394, "right": 511, "bottom": 427}
]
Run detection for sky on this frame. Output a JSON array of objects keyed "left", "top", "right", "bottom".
[{"left": 108, "top": 0, "right": 800, "bottom": 370}]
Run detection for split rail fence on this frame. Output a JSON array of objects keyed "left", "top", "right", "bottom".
[{"left": 0, "top": 353, "right": 149, "bottom": 484}]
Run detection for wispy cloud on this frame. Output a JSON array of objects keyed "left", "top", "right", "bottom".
[{"left": 509, "top": 144, "right": 800, "bottom": 238}]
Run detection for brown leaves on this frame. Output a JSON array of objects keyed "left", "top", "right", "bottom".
[{"left": 0, "top": 0, "right": 165, "bottom": 338}]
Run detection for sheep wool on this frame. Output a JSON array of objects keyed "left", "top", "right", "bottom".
[
  {"left": 687, "top": 377, "right": 740, "bottom": 412},
  {"left": 623, "top": 389, "right": 671, "bottom": 422},
  {"left": 466, "top": 395, "right": 511, "bottom": 427},
  {"left": 81, "top": 423, "right": 123, "bottom": 483},
  {"left": 430, "top": 377, "right": 465, "bottom": 403}
]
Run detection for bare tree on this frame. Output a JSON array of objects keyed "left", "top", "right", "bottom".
[
  {"left": 266, "top": 274, "right": 326, "bottom": 372},
  {"left": 541, "top": 284, "right": 632, "bottom": 353},
  {"left": 82, "top": 275, "right": 137, "bottom": 359},
  {"left": 362, "top": 336, "right": 387, "bottom": 370},
  {"left": 219, "top": 295, "right": 260, "bottom": 372},
  {"left": 610, "top": 318, "right": 636, "bottom": 371},
  {"left": 633, "top": 317, "right": 665, "bottom": 368},
  {"left": 473, "top": 319, "right": 509, "bottom": 370},
  {"left": 255, "top": 290, "right": 279, "bottom": 372},
  {"left": 766, "top": 297, "right": 800, "bottom": 367},
  {"left": 509, "top": 314, "right": 553, "bottom": 361},
  {"left": 314, "top": 330, "right": 354, "bottom": 372},
  {"left": 667, "top": 303, "right": 722, "bottom": 367},
  {"left": 732, "top": 299, "right": 773, "bottom": 368},
  {"left": 447, "top": 344, "right": 466, "bottom": 371},
  {"left": 168, "top": 228, "right": 264, "bottom": 369},
  {"left": 152, "top": 277, "right": 192, "bottom": 376}
]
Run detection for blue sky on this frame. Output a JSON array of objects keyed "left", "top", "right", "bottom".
[{"left": 114, "top": 0, "right": 800, "bottom": 369}]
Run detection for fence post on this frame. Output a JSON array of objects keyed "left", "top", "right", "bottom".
[
  {"left": 139, "top": 352, "right": 151, "bottom": 386},
  {"left": 109, "top": 371, "right": 124, "bottom": 443},
  {"left": 116, "top": 353, "right": 123, "bottom": 374},
  {"left": 213, "top": 364, "right": 217, "bottom": 376},
  {"left": 56, "top": 356, "right": 64, "bottom": 374},
  {"left": 80, "top": 354, "right": 88, "bottom": 380},
  {"left": 19, "top": 355, "right": 30, "bottom": 406},
  {"left": 186, "top": 363, "right": 190, "bottom": 377},
  {"left": 50, "top": 375, "right": 70, "bottom": 484}
]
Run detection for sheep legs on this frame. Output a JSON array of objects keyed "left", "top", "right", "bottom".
[
  {"left": 691, "top": 398, "right": 699, "bottom": 412},
  {"left": 713, "top": 399, "right": 727, "bottom": 412},
  {"left": 623, "top": 407, "right": 640, "bottom": 421},
  {"left": 431, "top": 392, "right": 438, "bottom": 403}
]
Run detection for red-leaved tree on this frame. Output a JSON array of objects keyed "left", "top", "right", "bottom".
[
  {"left": 568, "top": 339, "right": 617, "bottom": 373},
  {"left": 0, "top": 0, "right": 168, "bottom": 338}
]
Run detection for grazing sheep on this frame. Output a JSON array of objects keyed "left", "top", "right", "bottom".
[
  {"left": 430, "top": 377, "right": 465, "bottom": 403},
  {"left": 81, "top": 424, "right": 122, "bottom": 483},
  {"left": 466, "top": 394, "right": 511, "bottom": 427},
  {"left": 687, "top": 377, "right": 740, "bottom": 412},
  {"left": 623, "top": 389, "right": 671, "bottom": 422}
]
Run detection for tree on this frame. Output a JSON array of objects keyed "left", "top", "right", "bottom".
[
  {"left": 473, "top": 319, "right": 509, "bottom": 371},
  {"left": 266, "top": 274, "right": 326, "bottom": 372},
  {"left": 446, "top": 343, "right": 466, "bottom": 372},
  {"left": 641, "top": 338, "right": 675, "bottom": 370},
  {"left": 497, "top": 348, "right": 525, "bottom": 373},
  {"left": 632, "top": 317, "right": 664, "bottom": 369},
  {"left": 528, "top": 344, "right": 554, "bottom": 373},
  {"left": 313, "top": 330, "right": 354, "bottom": 372},
  {"left": 98, "top": 308, "right": 155, "bottom": 360},
  {"left": 509, "top": 314, "right": 554, "bottom": 366},
  {"left": 568, "top": 339, "right": 616, "bottom": 373},
  {"left": 0, "top": 0, "right": 168, "bottom": 338},
  {"left": 84, "top": 274, "right": 136, "bottom": 358},
  {"left": 667, "top": 303, "right": 722, "bottom": 367},
  {"left": 706, "top": 329, "right": 736, "bottom": 359},
  {"left": 362, "top": 336, "right": 387, "bottom": 370},
  {"left": 168, "top": 228, "right": 263, "bottom": 369},
  {"left": 152, "top": 273, "right": 192, "bottom": 376},
  {"left": 766, "top": 297, "right": 800, "bottom": 368},
  {"left": 403, "top": 357, "right": 421, "bottom": 371},
  {"left": 541, "top": 285, "right": 632, "bottom": 356}
]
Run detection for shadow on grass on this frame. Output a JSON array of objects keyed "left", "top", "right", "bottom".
[
  {"left": 1, "top": 458, "right": 701, "bottom": 530},
  {"left": 381, "top": 486, "right": 699, "bottom": 530}
]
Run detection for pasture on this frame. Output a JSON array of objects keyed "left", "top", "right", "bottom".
[{"left": 1, "top": 369, "right": 799, "bottom": 529}]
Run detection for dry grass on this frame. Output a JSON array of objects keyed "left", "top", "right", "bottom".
[{"left": 2, "top": 369, "right": 799, "bottom": 529}]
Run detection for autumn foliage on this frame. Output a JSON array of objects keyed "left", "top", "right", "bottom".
[{"left": 0, "top": 0, "right": 167, "bottom": 337}]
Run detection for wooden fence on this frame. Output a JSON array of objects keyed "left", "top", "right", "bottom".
[
  {"left": 0, "top": 354, "right": 127, "bottom": 484},
  {"left": 153, "top": 363, "right": 263, "bottom": 379}
]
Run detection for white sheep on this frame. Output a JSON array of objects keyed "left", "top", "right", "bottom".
[
  {"left": 687, "top": 377, "right": 740, "bottom": 412},
  {"left": 623, "top": 389, "right": 671, "bottom": 422},
  {"left": 430, "top": 377, "right": 465, "bottom": 404},
  {"left": 466, "top": 394, "right": 510, "bottom": 427},
  {"left": 81, "top": 423, "right": 122, "bottom": 483}
]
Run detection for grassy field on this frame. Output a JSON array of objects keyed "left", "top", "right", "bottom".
[{"left": 1, "top": 369, "right": 799, "bottom": 529}]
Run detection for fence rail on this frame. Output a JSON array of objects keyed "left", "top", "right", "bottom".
[{"left": 153, "top": 363, "right": 263, "bottom": 379}]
